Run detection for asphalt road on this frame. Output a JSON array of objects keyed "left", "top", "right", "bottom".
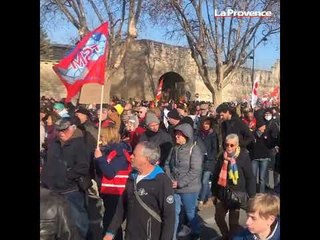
[{"left": 178, "top": 170, "right": 278, "bottom": 240}]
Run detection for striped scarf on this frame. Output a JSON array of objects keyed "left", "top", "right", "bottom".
[{"left": 218, "top": 147, "right": 240, "bottom": 187}]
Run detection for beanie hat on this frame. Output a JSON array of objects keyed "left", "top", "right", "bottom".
[
  {"left": 75, "top": 107, "right": 90, "bottom": 117},
  {"left": 167, "top": 109, "right": 181, "bottom": 120},
  {"left": 145, "top": 112, "right": 160, "bottom": 125},
  {"left": 256, "top": 117, "right": 266, "bottom": 129},
  {"left": 53, "top": 103, "right": 65, "bottom": 111},
  {"left": 113, "top": 104, "right": 124, "bottom": 115}
]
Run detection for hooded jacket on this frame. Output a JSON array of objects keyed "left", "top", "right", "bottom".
[
  {"left": 139, "top": 128, "right": 173, "bottom": 168},
  {"left": 165, "top": 123, "right": 203, "bottom": 193}
]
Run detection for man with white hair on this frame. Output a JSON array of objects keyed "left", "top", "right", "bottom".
[{"left": 103, "top": 141, "right": 175, "bottom": 240}]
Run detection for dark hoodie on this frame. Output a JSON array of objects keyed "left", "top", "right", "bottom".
[{"left": 139, "top": 128, "right": 173, "bottom": 168}]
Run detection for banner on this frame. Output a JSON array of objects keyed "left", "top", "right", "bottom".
[
  {"left": 251, "top": 75, "right": 259, "bottom": 109},
  {"left": 155, "top": 78, "right": 164, "bottom": 102},
  {"left": 270, "top": 86, "right": 279, "bottom": 98},
  {"left": 53, "top": 22, "right": 109, "bottom": 102}
]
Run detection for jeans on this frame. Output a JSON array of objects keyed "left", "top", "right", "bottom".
[
  {"left": 63, "top": 191, "right": 89, "bottom": 239},
  {"left": 173, "top": 192, "right": 200, "bottom": 240},
  {"left": 215, "top": 199, "right": 243, "bottom": 239},
  {"left": 198, "top": 171, "right": 212, "bottom": 202},
  {"left": 252, "top": 158, "right": 271, "bottom": 193},
  {"left": 101, "top": 194, "right": 123, "bottom": 240}
]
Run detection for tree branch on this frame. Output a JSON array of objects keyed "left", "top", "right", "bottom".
[
  {"left": 135, "top": 0, "right": 143, "bottom": 24},
  {"left": 88, "top": 0, "right": 104, "bottom": 24},
  {"left": 55, "top": 0, "right": 80, "bottom": 29}
]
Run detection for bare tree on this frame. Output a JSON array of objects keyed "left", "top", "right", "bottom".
[
  {"left": 146, "top": 0, "right": 280, "bottom": 104},
  {"left": 40, "top": 0, "right": 144, "bottom": 102},
  {"left": 40, "top": 26, "right": 53, "bottom": 59}
]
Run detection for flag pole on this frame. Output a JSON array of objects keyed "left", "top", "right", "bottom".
[{"left": 96, "top": 84, "right": 105, "bottom": 149}]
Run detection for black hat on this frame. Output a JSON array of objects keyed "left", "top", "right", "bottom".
[
  {"left": 167, "top": 109, "right": 181, "bottom": 120},
  {"left": 75, "top": 107, "right": 91, "bottom": 117},
  {"left": 55, "top": 117, "right": 75, "bottom": 131},
  {"left": 256, "top": 118, "right": 266, "bottom": 129},
  {"left": 176, "top": 102, "right": 187, "bottom": 110}
]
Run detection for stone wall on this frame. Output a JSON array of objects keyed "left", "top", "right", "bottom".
[{"left": 40, "top": 40, "right": 279, "bottom": 103}]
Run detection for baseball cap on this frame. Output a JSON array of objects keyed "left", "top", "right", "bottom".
[{"left": 55, "top": 117, "right": 75, "bottom": 131}]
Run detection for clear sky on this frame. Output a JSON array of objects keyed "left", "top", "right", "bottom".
[{"left": 47, "top": 19, "right": 279, "bottom": 71}]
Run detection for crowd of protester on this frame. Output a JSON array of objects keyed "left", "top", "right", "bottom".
[{"left": 40, "top": 94, "right": 280, "bottom": 240}]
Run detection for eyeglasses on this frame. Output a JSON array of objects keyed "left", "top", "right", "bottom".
[
  {"left": 57, "top": 128, "right": 69, "bottom": 133},
  {"left": 225, "top": 143, "right": 236, "bottom": 147}
]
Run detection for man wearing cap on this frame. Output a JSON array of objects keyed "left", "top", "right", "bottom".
[
  {"left": 112, "top": 103, "right": 126, "bottom": 135},
  {"left": 167, "top": 108, "right": 182, "bottom": 139},
  {"left": 41, "top": 117, "right": 90, "bottom": 240},
  {"left": 104, "top": 104, "right": 124, "bottom": 132},
  {"left": 139, "top": 112, "right": 173, "bottom": 168}
]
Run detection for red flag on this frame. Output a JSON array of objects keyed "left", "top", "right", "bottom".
[
  {"left": 53, "top": 22, "right": 109, "bottom": 102},
  {"left": 270, "top": 86, "right": 279, "bottom": 98},
  {"left": 155, "top": 78, "right": 164, "bottom": 102},
  {"left": 251, "top": 75, "right": 259, "bottom": 109}
]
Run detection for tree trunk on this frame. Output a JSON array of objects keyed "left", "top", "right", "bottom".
[
  {"left": 214, "top": 89, "right": 223, "bottom": 106},
  {"left": 104, "top": 75, "right": 112, "bottom": 103}
]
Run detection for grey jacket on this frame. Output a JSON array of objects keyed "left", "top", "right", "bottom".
[{"left": 165, "top": 123, "right": 203, "bottom": 193}]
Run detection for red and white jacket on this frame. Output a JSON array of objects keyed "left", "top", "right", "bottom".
[{"left": 100, "top": 149, "right": 132, "bottom": 195}]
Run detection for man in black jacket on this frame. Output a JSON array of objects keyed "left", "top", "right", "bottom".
[
  {"left": 41, "top": 117, "right": 90, "bottom": 239},
  {"left": 139, "top": 112, "right": 173, "bottom": 168},
  {"left": 103, "top": 141, "right": 175, "bottom": 240},
  {"left": 216, "top": 102, "right": 254, "bottom": 151},
  {"left": 40, "top": 186, "right": 80, "bottom": 240}
]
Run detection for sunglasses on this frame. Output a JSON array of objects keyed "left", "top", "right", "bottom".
[
  {"left": 225, "top": 143, "right": 236, "bottom": 147},
  {"left": 57, "top": 128, "right": 69, "bottom": 133}
]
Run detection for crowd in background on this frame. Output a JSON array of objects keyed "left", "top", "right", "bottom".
[{"left": 40, "top": 94, "right": 280, "bottom": 240}]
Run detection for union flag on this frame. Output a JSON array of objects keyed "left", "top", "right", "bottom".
[
  {"left": 53, "top": 22, "right": 109, "bottom": 102},
  {"left": 155, "top": 78, "right": 164, "bottom": 102}
]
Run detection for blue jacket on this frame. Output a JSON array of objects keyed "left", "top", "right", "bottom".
[
  {"left": 233, "top": 219, "right": 280, "bottom": 240},
  {"left": 95, "top": 141, "right": 131, "bottom": 188}
]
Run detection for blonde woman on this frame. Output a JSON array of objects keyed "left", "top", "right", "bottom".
[{"left": 94, "top": 126, "right": 132, "bottom": 240}]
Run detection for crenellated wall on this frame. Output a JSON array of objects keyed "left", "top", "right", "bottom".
[{"left": 40, "top": 40, "right": 279, "bottom": 103}]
